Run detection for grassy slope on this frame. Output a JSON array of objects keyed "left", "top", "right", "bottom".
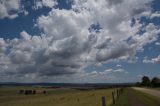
[
  {"left": 132, "top": 89, "right": 160, "bottom": 106},
  {"left": 0, "top": 86, "right": 116, "bottom": 106},
  {"left": 112, "top": 88, "right": 160, "bottom": 106},
  {"left": 152, "top": 88, "right": 160, "bottom": 91},
  {"left": 111, "top": 88, "right": 130, "bottom": 106}
]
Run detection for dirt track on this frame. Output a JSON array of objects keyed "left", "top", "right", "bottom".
[{"left": 132, "top": 87, "right": 160, "bottom": 98}]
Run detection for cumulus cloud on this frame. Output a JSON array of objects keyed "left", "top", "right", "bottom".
[
  {"left": 0, "top": 38, "right": 6, "bottom": 53},
  {"left": 116, "top": 64, "right": 122, "bottom": 67},
  {"left": 150, "top": 12, "right": 160, "bottom": 19},
  {"left": 155, "top": 42, "right": 160, "bottom": 46},
  {"left": 95, "top": 62, "right": 102, "bottom": 67},
  {"left": 140, "top": 11, "right": 160, "bottom": 19},
  {"left": 0, "top": 0, "right": 27, "bottom": 19},
  {"left": 114, "top": 69, "right": 125, "bottom": 73},
  {"left": 33, "top": 0, "right": 57, "bottom": 10},
  {"left": 0, "top": 0, "right": 160, "bottom": 82},
  {"left": 143, "top": 55, "right": 160, "bottom": 64},
  {"left": 102, "top": 68, "right": 128, "bottom": 74},
  {"left": 76, "top": 68, "right": 128, "bottom": 82}
]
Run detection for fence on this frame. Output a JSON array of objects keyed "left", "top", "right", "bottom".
[{"left": 101, "top": 88, "right": 124, "bottom": 106}]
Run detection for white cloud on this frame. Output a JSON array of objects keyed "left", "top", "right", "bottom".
[
  {"left": 114, "top": 68, "right": 125, "bottom": 72},
  {"left": 0, "top": 38, "right": 6, "bottom": 53},
  {"left": 0, "top": 0, "right": 160, "bottom": 82},
  {"left": 155, "top": 42, "right": 160, "bottom": 46},
  {"left": 116, "top": 64, "right": 122, "bottom": 67},
  {"left": 0, "top": 0, "right": 21, "bottom": 19},
  {"left": 140, "top": 11, "right": 160, "bottom": 19},
  {"left": 33, "top": 0, "right": 57, "bottom": 10},
  {"left": 85, "top": 68, "right": 128, "bottom": 81},
  {"left": 95, "top": 62, "right": 102, "bottom": 67},
  {"left": 150, "top": 12, "right": 160, "bottom": 19},
  {"left": 42, "top": 0, "right": 57, "bottom": 8},
  {"left": 0, "top": 0, "right": 29, "bottom": 19},
  {"left": 104, "top": 69, "right": 113, "bottom": 73},
  {"left": 23, "top": 10, "right": 29, "bottom": 16},
  {"left": 143, "top": 55, "right": 160, "bottom": 64}
]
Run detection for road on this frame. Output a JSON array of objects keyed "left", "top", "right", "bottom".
[{"left": 132, "top": 87, "right": 160, "bottom": 98}]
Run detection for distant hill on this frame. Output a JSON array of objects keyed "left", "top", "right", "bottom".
[{"left": 0, "top": 82, "right": 135, "bottom": 88}]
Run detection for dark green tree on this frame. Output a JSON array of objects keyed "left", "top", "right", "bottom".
[
  {"left": 135, "top": 82, "right": 141, "bottom": 87},
  {"left": 141, "top": 76, "right": 150, "bottom": 87},
  {"left": 151, "top": 77, "right": 160, "bottom": 87}
]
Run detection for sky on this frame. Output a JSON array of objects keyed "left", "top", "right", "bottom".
[{"left": 0, "top": 0, "right": 160, "bottom": 83}]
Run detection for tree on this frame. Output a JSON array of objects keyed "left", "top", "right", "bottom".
[
  {"left": 151, "top": 77, "right": 160, "bottom": 87},
  {"left": 136, "top": 82, "right": 141, "bottom": 87},
  {"left": 141, "top": 76, "right": 150, "bottom": 87}
]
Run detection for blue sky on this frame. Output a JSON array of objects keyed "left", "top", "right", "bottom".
[{"left": 0, "top": 0, "right": 160, "bottom": 83}]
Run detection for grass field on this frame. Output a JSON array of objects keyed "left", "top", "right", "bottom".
[
  {"left": 1, "top": 86, "right": 160, "bottom": 106},
  {"left": 132, "top": 89, "right": 160, "bottom": 106},
  {"left": 112, "top": 88, "right": 160, "bottom": 106},
  {"left": 0, "top": 86, "right": 117, "bottom": 106},
  {"left": 111, "top": 88, "right": 130, "bottom": 106}
]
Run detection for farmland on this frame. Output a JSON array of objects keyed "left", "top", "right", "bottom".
[
  {"left": 0, "top": 86, "right": 116, "bottom": 106},
  {"left": 1, "top": 86, "right": 160, "bottom": 106}
]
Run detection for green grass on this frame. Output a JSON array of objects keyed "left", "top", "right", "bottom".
[
  {"left": 132, "top": 89, "right": 160, "bottom": 106},
  {"left": 2, "top": 87, "right": 159, "bottom": 106},
  {"left": 112, "top": 88, "right": 160, "bottom": 106},
  {"left": 0, "top": 86, "right": 117, "bottom": 106},
  {"left": 152, "top": 88, "right": 160, "bottom": 91},
  {"left": 111, "top": 88, "right": 130, "bottom": 106}
]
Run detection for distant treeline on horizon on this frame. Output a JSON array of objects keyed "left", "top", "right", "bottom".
[{"left": 0, "top": 82, "right": 135, "bottom": 88}]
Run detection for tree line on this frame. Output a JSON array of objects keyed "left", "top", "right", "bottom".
[{"left": 136, "top": 76, "right": 160, "bottom": 87}]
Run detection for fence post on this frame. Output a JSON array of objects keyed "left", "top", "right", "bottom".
[
  {"left": 120, "top": 88, "right": 122, "bottom": 95},
  {"left": 116, "top": 89, "right": 119, "bottom": 99},
  {"left": 112, "top": 92, "right": 115, "bottom": 104},
  {"left": 101, "top": 96, "right": 106, "bottom": 106}
]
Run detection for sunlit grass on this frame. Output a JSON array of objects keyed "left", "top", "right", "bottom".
[{"left": 0, "top": 86, "right": 117, "bottom": 106}]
